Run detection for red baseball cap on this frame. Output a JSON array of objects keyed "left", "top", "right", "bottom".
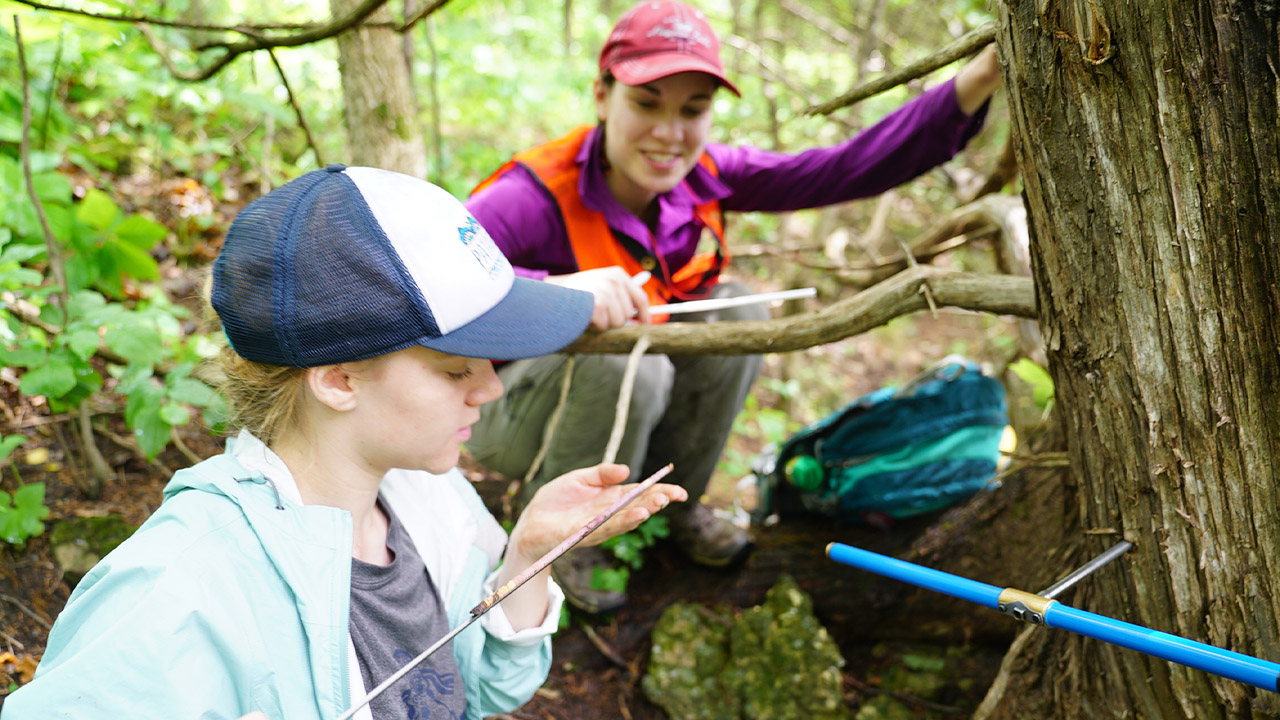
[{"left": 599, "top": 1, "right": 741, "bottom": 96}]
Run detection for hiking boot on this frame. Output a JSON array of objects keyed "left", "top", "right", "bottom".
[
  {"left": 550, "top": 545, "right": 627, "bottom": 614},
  {"left": 669, "top": 503, "right": 750, "bottom": 567}
]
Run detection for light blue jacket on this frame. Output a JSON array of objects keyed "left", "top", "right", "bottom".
[{"left": 3, "top": 433, "right": 561, "bottom": 720}]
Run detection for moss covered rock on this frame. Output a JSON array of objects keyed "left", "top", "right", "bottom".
[{"left": 643, "top": 576, "right": 849, "bottom": 719}]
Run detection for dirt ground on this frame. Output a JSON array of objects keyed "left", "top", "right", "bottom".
[{"left": 0, "top": 304, "right": 1024, "bottom": 717}]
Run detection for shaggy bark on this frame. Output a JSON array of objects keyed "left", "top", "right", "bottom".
[
  {"left": 329, "top": 0, "right": 427, "bottom": 176},
  {"left": 988, "top": 0, "right": 1280, "bottom": 716}
]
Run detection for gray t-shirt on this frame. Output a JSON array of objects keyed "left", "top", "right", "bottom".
[{"left": 350, "top": 502, "right": 467, "bottom": 719}]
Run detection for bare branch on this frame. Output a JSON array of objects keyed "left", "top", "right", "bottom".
[
  {"left": 565, "top": 267, "right": 1034, "bottom": 355},
  {"left": 398, "top": 0, "right": 451, "bottom": 32},
  {"left": 802, "top": 21, "right": 997, "bottom": 116},
  {"left": 16, "top": 16, "right": 112, "bottom": 486},
  {"left": 8, "top": 0, "right": 313, "bottom": 32},
  {"left": 135, "top": 0, "right": 394, "bottom": 81},
  {"left": 777, "top": 0, "right": 855, "bottom": 46},
  {"left": 267, "top": 49, "right": 324, "bottom": 166}
]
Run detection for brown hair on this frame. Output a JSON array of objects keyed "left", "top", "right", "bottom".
[{"left": 201, "top": 271, "right": 307, "bottom": 446}]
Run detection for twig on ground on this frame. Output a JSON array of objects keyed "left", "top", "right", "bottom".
[
  {"left": 1, "top": 628, "right": 25, "bottom": 650},
  {"left": 617, "top": 689, "right": 633, "bottom": 720},
  {"left": 846, "top": 674, "right": 966, "bottom": 715},
  {"left": 170, "top": 428, "right": 203, "bottom": 466},
  {"left": 577, "top": 620, "right": 629, "bottom": 670},
  {"left": 803, "top": 22, "right": 997, "bottom": 116},
  {"left": 0, "top": 593, "right": 52, "bottom": 630},
  {"left": 96, "top": 423, "right": 174, "bottom": 477}
]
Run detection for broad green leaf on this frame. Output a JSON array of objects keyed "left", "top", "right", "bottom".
[
  {"left": 159, "top": 402, "right": 190, "bottom": 426},
  {"left": 76, "top": 188, "right": 119, "bottom": 231},
  {"left": 0, "top": 435, "right": 26, "bottom": 462},
  {"left": 114, "top": 214, "right": 167, "bottom": 249},
  {"left": 28, "top": 151, "right": 62, "bottom": 175},
  {"left": 67, "top": 290, "right": 108, "bottom": 317},
  {"left": 130, "top": 403, "right": 171, "bottom": 461},
  {"left": 167, "top": 377, "right": 215, "bottom": 406},
  {"left": 1010, "top": 358, "right": 1055, "bottom": 410},
  {"left": 63, "top": 328, "right": 102, "bottom": 361},
  {"left": 0, "top": 483, "right": 50, "bottom": 544},
  {"left": 32, "top": 173, "right": 72, "bottom": 206},
  {"left": 0, "top": 344, "right": 47, "bottom": 367},
  {"left": 0, "top": 243, "right": 45, "bottom": 264},
  {"left": 104, "top": 323, "right": 163, "bottom": 367},
  {"left": 19, "top": 360, "right": 77, "bottom": 398},
  {"left": 124, "top": 378, "right": 164, "bottom": 428},
  {"left": 108, "top": 241, "right": 160, "bottom": 281},
  {"left": 64, "top": 251, "right": 99, "bottom": 293}
]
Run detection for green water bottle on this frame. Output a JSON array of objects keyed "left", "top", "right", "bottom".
[{"left": 784, "top": 454, "right": 824, "bottom": 491}]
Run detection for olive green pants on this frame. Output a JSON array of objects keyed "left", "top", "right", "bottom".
[{"left": 467, "top": 282, "right": 767, "bottom": 507}]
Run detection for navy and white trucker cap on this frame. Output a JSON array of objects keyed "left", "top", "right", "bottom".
[{"left": 211, "top": 164, "right": 593, "bottom": 367}]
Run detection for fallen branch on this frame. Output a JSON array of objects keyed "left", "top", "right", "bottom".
[
  {"left": 0, "top": 593, "right": 52, "bottom": 630},
  {"left": 578, "top": 619, "right": 629, "bottom": 670},
  {"left": 802, "top": 22, "right": 997, "bottom": 116},
  {"left": 564, "top": 267, "right": 1034, "bottom": 356},
  {"left": 846, "top": 674, "right": 966, "bottom": 715}
]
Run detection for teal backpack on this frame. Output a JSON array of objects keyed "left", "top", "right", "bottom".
[{"left": 754, "top": 357, "right": 1007, "bottom": 527}]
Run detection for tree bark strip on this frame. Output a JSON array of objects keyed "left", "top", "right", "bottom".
[{"left": 991, "top": 1, "right": 1280, "bottom": 716}]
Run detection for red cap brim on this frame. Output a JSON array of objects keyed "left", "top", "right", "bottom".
[{"left": 609, "top": 53, "right": 741, "bottom": 97}]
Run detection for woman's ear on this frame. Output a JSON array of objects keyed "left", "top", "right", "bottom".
[
  {"left": 305, "top": 364, "right": 359, "bottom": 412},
  {"left": 593, "top": 77, "right": 609, "bottom": 123}
]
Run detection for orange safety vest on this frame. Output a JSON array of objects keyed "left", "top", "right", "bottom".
[{"left": 473, "top": 126, "right": 730, "bottom": 313}]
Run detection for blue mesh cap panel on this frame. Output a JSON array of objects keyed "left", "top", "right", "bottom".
[
  {"left": 285, "top": 174, "right": 440, "bottom": 367},
  {"left": 213, "top": 167, "right": 441, "bottom": 367},
  {"left": 212, "top": 169, "right": 329, "bottom": 366}
]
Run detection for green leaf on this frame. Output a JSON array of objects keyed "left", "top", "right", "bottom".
[
  {"left": 124, "top": 377, "right": 164, "bottom": 428},
  {"left": 64, "top": 252, "right": 99, "bottom": 293},
  {"left": 62, "top": 328, "right": 102, "bottom": 361},
  {"left": 32, "top": 172, "right": 73, "bottom": 206},
  {"left": 20, "top": 360, "right": 77, "bottom": 398},
  {"left": 104, "top": 323, "right": 163, "bottom": 366},
  {"left": 131, "top": 404, "right": 171, "bottom": 461},
  {"left": 159, "top": 401, "right": 190, "bottom": 426},
  {"left": 167, "top": 377, "right": 215, "bottom": 406},
  {"left": 1010, "top": 358, "right": 1055, "bottom": 410},
  {"left": 590, "top": 565, "right": 630, "bottom": 594},
  {"left": 114, "top": 214, "right": 168, "bottom": 249},
  {"left": 0, "top": 343, "right": 47, "bottom": 368},
  {"left": 0, "top": 483, "right": 50, "bottom": 544},
  {"left": 108, "top": 241, "right": 160, "bottom": 281},
  {"left": 76, "top": 188, "right": 120, "bottom": 231},
  {"left": 0, "top": 434, "right": 26, "bottom": 462}
]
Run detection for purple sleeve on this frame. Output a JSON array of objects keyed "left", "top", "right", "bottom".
[
  {"left": 709, "top": 78, "right": 988, "bottom": 213},
  {"left": 465, "top": 166, "right": 578, "bottom": 279}
]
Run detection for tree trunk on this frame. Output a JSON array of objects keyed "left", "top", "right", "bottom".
[
  {"left": 329, "top": 0, "right": 428, "bottom": 177},
  {"left": 990, "top": 0, "right": 1280, "bottom": 717}
]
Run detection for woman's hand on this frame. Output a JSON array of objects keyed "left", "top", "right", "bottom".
[
  {"left": 508, "top": 464, "right": 687, "bottom": 565},
  {"left": 547, "top": 267, "right": 651, "bottom": 330},
  {"left": 954, "top": 44, "right": 1002, "bottom": 115}
]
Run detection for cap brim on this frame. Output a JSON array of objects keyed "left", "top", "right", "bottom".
[
  {"left": 418, "top": 277, "right": 594, "bottom": 361},
  {"left": 611, "top": 54, "right": 741, "bottom": 96}
]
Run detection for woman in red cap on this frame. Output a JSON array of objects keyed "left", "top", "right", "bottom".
[{"left": 465, "top": 0, "right": 1002, "bottom": 614}]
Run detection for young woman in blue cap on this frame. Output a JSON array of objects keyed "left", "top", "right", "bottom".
[
  {"left": 3, "top": 165, "right": 687, "bottom": 720},
  {"left": 465, "top": 0, "right": 1002, "bottom": 613}
]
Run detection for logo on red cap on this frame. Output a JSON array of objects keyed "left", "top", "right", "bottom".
[{"left": 645, "top": 14, "right": 711, "bottom": 48}]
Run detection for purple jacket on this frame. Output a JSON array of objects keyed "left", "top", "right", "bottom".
[{"left": 467, "top": 78, "right": 987, "bottom": 280}]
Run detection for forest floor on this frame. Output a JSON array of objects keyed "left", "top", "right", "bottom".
[{"left": 0, "top": 299, "right": 1030, "bottom": 718}]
